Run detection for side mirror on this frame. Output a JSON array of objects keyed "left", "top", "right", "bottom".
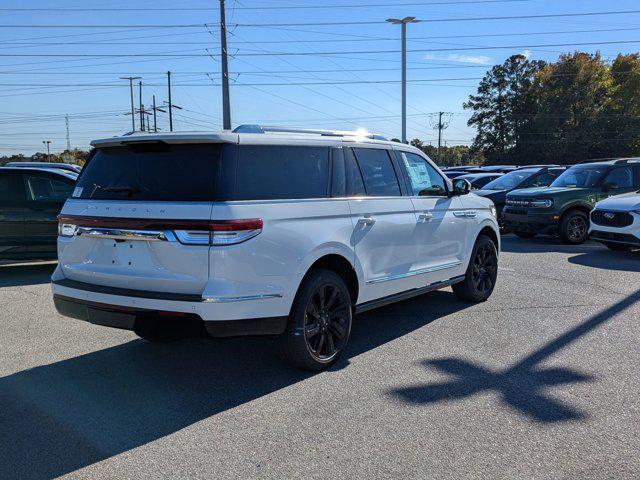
[{"left": 452, "top": 178, "right": 471, "bottom": 196}]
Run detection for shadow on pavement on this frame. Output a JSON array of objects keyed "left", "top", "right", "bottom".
[
  {"left": 0, "top": 290, "right": 471, "bottom": 480},
  {"left": 568, "top": 249, "right": 640, "bottom": 272},
  {"left": 0, "top": 262, "right": 56, "bottom": 288},
  {"left": 389, "top": 288, "right": 640, "bottom": 424},
  {"left": 500, "top": 235, "right": 598, "bottom": 255}
]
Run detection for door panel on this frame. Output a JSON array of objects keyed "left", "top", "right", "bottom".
[
  {"left": 0, "top": 171, "right": 27, "bottom": 257},
  {"left": 396, "top": 150, "right": 468, "bottom": 284},
  {"left": 21, "top": 173, "right": 74, "bottom": 254}
]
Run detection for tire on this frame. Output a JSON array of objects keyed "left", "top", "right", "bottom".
[
  {"left": 134, "top": 316, "right": 204, "bottom": 342},
  {"left": 602, "top": 242, "right": 631, "bottom": 251},
  {"left": 279, "top": 269, "right": 352, "bottom": 371},
  {"left": 453, "top": 235, "right": 498, "bottom": 302},
  {"left": 514, "top": 231, "right": 537, "bottom": 239},
  {"left": 559, "top": 210, "right": 589, "bottom": 244}
]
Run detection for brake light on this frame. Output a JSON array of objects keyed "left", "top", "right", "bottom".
[{"left": 175, "top": 219, "right": 263, "bottom": 246}]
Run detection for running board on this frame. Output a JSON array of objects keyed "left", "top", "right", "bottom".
[{"left": 355, "top": 276, "right": 465, "bottom": 315}]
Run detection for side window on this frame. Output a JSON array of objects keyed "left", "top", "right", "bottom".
[
  {"left": 344, "top": 147, "right": 365, "bottom": 196},
  {"left": 528, "top": 172, "right": 556, "bottom": 188},
  {"left": 603, "top": 166, "right": 634, "bottom": 189},
  {"left": 352, "top": 148, "right": 401, "bottom": 197},
  {"left": 0, "top": 173, "right": 18, "bottom": 202},
  {"left": 23, "top": 174, "right": 73, "bottom": 202},
  {"left": 400, "top": 152, "right": 447, "bottom": 196},
  {"left": 235, "top": 145, "right": 329, "bottom": 200}
]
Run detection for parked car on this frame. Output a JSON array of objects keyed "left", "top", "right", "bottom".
[
  {"left": 589, "top": 192, "right": 640, "bottom": 251},
  {"left": 503, "top": 158, "right": 640, "bottom": 244},
  {"left": 444, "top": 170, "right": 469, "bottom": 179},
  {"left": 6, "top": 161, "right": 82, "bottom": 174},
  {"left": 473, "top": 166, "right": 566, "bottom": 228},
  {"left": 456, "top": 172, "right": 503, "bottom": 190},
  {"left": 0, "top": 166, "right": 77, "bottom": 260},
  {"left": 51, "top": 126, "right": 500, "bottom": 370},
  {"left": 467, "top": 165, "right": 518, "bottom": 174}
]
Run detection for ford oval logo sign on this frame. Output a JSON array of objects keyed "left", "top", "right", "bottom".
[{"left": 604, "top": 212, "right": 615, "bottom": 220}]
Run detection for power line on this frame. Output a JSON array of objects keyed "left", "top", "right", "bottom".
[
  {"left": 2, "top": 39, "right": 640, "bottom": 57},
  {"left": 0, "top": 1, "right": 534, "bottom": 12},
  {"left": 2, "top": 10, "right": 640, "bottom": 29}
]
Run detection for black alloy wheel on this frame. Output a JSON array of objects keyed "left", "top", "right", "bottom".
[
  {"left": 303, "top": 283, "right": 350, "bottom": 361},
  {"left": 453, "top": 235, "right": 498, "bottom": 302},
  {"left": 560, "top": 210, "right": 589, "bottom": 244},
  {"left": 280, "top": 269, "right": 353, "bottom": 370},
  {"left": 471, "top": 242, "right": 498, "bottom": 295}
]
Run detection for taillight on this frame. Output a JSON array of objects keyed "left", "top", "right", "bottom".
[{"left": 174, "top": 219, "right": 263, "bottom": 246}]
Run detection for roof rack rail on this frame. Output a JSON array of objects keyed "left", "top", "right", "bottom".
[
  {"left": 577, "top": 157, "right": 617, "bottom": 164},
  {"left": 577, "top": 157, "right": 640, "bottom": 165},
  {"left": 233, "top": 124, "right": 388, "bottom": 141},
  {"left": 614, "top": 157, "right": 640, "bottom": 164}
]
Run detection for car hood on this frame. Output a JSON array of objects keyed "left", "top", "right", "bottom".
[
  {"left": 595, "top": 191, "right": 640, "bottom": 211},
  {"left": 473, "top": 189, "right": 505, "bottom": 200},
  {"left": 506, "top": 187, "right": 589, "bottom": 198}
]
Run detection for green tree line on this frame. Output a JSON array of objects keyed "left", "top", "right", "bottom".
[
  {"left": 464, "top": 51, "right": 640, "bottom": 165},
  {"left": 0, "top": 148, "right": 90, "bottom": 166}
]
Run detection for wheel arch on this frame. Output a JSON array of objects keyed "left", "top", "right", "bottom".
[
  {"left": 299, "top": 253, "right": 360, "bottom": 306},
  {"left": 560, "top": 202, "right": 592, "bottom": 219}
]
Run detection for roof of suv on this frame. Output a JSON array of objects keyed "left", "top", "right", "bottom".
[
  {"left": 0, "top": 165, "right": 78, "bottom": 179},
  {"left": 89, "top": 126, "right": 420, "bottom": 152}
]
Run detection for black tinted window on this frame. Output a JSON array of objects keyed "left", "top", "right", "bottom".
[
  {"left": 0, "top": 172, "right": 23, "bottom": 202},
  {"left": 24, "top": 174, "right": 73, "bottom": 201},
  {"left": 235, "top": 145, "right": 329, "bottom": 200},
  {"left": 344, "top": 148, "right": 365, "bottom": 196},
  {"left": 603, "top": 166, "right": 634, "bottom": 189},
  {"left": 75, "top": 143, "right": 223, "bottom": 201},
  {"left": 353, "top": 148, "right": 400, "bottom": 196}
]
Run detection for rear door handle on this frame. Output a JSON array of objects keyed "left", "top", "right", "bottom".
[
  {"left": 453, "top": 211, "right": 467, "bottom": 218},
  {"left": 417, "top": 212, "right": 433, "bottom": 223},
  {"left": 465, "top": 210, "right": 477, "bottom": 218},
  {"left": 358, "top": 216, "right": 376, "bottom": 226}
]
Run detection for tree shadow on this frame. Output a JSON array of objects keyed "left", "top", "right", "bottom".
[
  {"left": 568, "top": 249, "right": 640, "bottom": 272},
  {"left": 0, "top": 262, "right": 56, "bottom": 288},
  {"left": 0, "top": 290, "right": 471, "bottom": 480},
  {"left": 390, "top": 288, "right": 640, "bottom": 423}
]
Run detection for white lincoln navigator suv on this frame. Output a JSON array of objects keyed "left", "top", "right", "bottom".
[{"left": 52, "top": 125, "right": 500, "bottom": 370}]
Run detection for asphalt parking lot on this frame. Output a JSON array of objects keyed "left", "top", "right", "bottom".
[{"left": 1, "top": 236, "right": 639, "bottom": 480}]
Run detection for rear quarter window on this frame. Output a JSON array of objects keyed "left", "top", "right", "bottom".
[{"left": 234, "top": 145, "right": 329, "bottom": 200}]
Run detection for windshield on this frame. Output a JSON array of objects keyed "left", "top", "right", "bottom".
[
  {"left": 550, "top": 165, "right": 608, "bottom": 188},
  {"left": 482, "top": 169, "right": 537, "bottom": 191},
  {"left": 74, "top": 143, "right": 224, "bottom": 201}
]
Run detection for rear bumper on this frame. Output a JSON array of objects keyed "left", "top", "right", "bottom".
[
  {"left": 53, "top": 294, "right": 287, "bottom": 337},
  {"left": 502, "top": 210, "right": 559, "bottom": 234}
]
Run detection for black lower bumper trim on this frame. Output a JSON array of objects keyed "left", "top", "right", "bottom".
[
  {"left": 53, "top": 278, "right": 202, "bottom": 302},
  {"left": 54, "top": 294, "right": 288, "bottom": 337},
  {"left": 590, "top": 231, "right": 640, "bottom": 247}
]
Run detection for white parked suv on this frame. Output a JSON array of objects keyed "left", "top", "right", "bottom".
[
  {"left": 590, "top": 192, "right": 640, "bottom": 251},
  {"left": 52, "top": 125, "right": 500, "bottom": 370}
]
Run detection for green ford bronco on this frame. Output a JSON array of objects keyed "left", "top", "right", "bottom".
[{"left": 502, "top": 159, "right": 640, "bottom": 244}]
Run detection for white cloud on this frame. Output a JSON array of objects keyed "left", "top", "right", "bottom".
[{"left": 423, "top": 53, "right": 492, "bottom": 65}]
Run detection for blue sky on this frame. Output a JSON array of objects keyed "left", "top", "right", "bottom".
[{"left": 1, "top": 0, "right": 640, "bottom": 155}]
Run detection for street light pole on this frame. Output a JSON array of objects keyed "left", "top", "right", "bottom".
[
  {"left": 120, "top": 76, "right": 141, "bottom": 132},
  {"left": 42, "top": 140, "right": 51, "bottom": 162},
  {"left": 386, "top": 16, "right": 420, "bottom": 144}
]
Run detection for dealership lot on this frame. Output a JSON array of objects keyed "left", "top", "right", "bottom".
[{"left": 1, "top": 236, "right": 638, "bottom": 479}]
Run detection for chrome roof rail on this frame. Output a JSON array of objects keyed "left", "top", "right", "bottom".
[{"left": 233, "top": 124, "right": 388, "bottom": 140}]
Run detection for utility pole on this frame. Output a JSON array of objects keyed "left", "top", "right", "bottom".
[
  {"left": 220, "top": 0, "right": 232, "bottom": 130},
  {"left": 138, "top": 81, "right": 144, "bottom": 131},
  {"left": 167, "top": 71, "right": 173, "bottom": 131},
  {"left": 65, "top": 114, "right": 71, "bottom": 152},
  {"left": 42, "top": 140, "right": 51, "bottom": 162},
  {"left": 120, "top": 76, "right": 141, "bottom": 132},
  {"left": 386, "top": 16, "right": 420, "bottom": 144},
  {"left": 150, "top": 95, "right": 166, "bottom": 133},
  {"left": 431, "top": 111, "right": 451, "bottom": 164}
]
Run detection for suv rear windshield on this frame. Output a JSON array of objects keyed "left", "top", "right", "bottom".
[
  {"left": 550, "top": 165, "right": 608, "bottom": 188},
  {"left": 74, "top": 143, "right": 224, "bottom": 201}
]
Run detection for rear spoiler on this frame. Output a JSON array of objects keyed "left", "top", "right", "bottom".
[{"left": 90, "top": 132, "right": 239, "bottom": 148}]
